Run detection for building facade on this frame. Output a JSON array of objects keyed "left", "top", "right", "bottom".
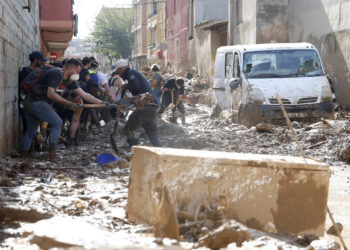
[
  {"left": 0, "top": 0, "right": 40, "bottom": 156},
  {"left": 0, "top": 0, "right": 75, "bottom": 156},
  {"left": 166, "top": 0, "right": 190, "bottom": 73},
  {"left": 132, "top": 0, "right": 148, "bottom": 69},
  {"left": 39, "top": 0, "right": 77, "bottom": 59},
  {"left": 146, "top": 0, "right": 166, "bottom": 67},
  {"left": 189, "top": 0, "right": 228, "bottom": 85},
  {"left": 288, "top": 0, "right": 350, "bottom": 110},
  {"left": 228, "top": 0, "right": 350, "bottom": 109}
]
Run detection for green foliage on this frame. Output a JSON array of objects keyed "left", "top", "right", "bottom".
[{"left": 88, "top": 7, "right": 133, "bottom": 64}]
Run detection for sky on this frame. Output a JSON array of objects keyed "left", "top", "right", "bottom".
[{"left": 73, "top": 0, "right": 132, "bottom": 39}]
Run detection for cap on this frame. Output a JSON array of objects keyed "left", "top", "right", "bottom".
[
  {"left": 29, "top": 51, "right": 47, "bottom": 62},
  {"left": 151, "top": 64, "right": 160, "bottom": 71},
  {"left": 82, "top": 57, "right": 91, "bottom": 65},
  {"left": 115, "top": 59, "right": 129, "bottom": 71},
  {"left": 87, "top": 79, "right": 103, "bottom": 92},
  {"left": 90, "top": 60, "right": 99, "bottom": 68}
]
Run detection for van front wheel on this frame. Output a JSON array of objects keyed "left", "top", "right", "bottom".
[{"left": 238, "top": 104, "right": 262, "bottom": 128}]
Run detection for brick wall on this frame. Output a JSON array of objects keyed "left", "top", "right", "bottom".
[{"left": 0, "top": 0, "right": 39, "bottom": 156}]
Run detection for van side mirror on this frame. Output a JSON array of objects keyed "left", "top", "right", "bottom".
[
  {"left": 229, "top": 78, "right": 240, "bottom": 92},
  {"left": 326, "top": 75, "right": 333, "bottom": 85}
]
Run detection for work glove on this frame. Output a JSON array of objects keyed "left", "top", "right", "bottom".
[
  {"left": 64, "top": 101, "right": 82, "bottom": 112},
  {"left": 102, "top": 101, "right": 112, "bottom": 109}
]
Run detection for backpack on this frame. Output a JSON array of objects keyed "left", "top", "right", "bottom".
[
  {"left": 21, "top": 65, "right": 54, "bottom": 94},
  {"left": 109, "top": 76, "right": 120, "bottom": 87}
]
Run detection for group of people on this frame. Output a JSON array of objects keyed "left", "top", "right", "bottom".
[{"left": 18, "top": 51, "right": 187, "bottom": 161}]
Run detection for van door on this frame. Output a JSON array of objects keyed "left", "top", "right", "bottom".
[
  {"left": 224, "top": 51, "right": 234, "bottom": 110},
  {"left": 232, "top": 51, "right": 242, "bottom": 111}
]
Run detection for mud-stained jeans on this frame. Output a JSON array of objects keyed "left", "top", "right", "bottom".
[
  {"left": 123, "top": 105, "right": 162, "bottom": 147},
  {"left": 20, "top": 100, "right": 62, "bottom": 151}
]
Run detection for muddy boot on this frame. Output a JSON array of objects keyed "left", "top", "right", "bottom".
[
  {"left": 19, "top": 150, "right": 29, "bottom": 158},
  {"left": 48, "top": 145, "right": 58, "bottom": 162},
  {"left": 181, "top": 116, "right": 186, "bottom": 125},
  {"left": 127, "top": 138, "right": 140, "bottom": 147}
]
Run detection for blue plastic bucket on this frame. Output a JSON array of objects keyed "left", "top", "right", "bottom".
[{"left": 96, "top": 152, "right": 118, "bottom": 165}]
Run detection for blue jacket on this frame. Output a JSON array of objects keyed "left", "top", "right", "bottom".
[{"left": 121, "top": 68, "right": 158, "bottom": 103}]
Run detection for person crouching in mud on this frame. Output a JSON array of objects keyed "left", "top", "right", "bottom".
[
  {"left": 114, "top": 59, "right": 162, "bottom": 148},
  {"left": 158, "top": 77, "right": 186, "bottom": 124}
]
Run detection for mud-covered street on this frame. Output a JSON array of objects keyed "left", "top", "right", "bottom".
[{"left": 1, "top": 100, "right": 349, "bottom": 249}]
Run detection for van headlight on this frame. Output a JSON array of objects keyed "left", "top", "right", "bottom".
[
  {"left": 249, "top": 88, "right": 266, "bottom": 104},
  {"left": 321, "top": 86, "right": 332, "bottom": 102}
]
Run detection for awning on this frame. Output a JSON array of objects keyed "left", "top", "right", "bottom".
[{"left": 196, "top": 20, "right": 228, "bottom": 31}]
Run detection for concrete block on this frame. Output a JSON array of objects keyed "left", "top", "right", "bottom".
[{"left": 127, "top": 146, "right": 330, "bottom": 236}]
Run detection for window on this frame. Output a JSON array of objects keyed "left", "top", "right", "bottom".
[
  {"left": 149, "top": 0, "right": 157, "bottom": 17},
  {"left": 233, "top": 53, "right": 240, "bottom": 78},
  {"left": 152, "top": 27, "right": 157, "bottom": 47},
  {"left": 153, "top": 0, "right": 157, "bottom": 14},
  {"left": 243, "top": 50, "right": 324, "bottom": 78},
  {"left": 225, "top": 52, "right": 233, "bottom": 78}
]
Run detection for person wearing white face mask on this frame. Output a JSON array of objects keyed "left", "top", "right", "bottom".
[
  {"left": 56, "top": 58, "right": 108, "bottom": 146},
  {"left": 20, "top": 59, "right": 86, "bottom": 161}
]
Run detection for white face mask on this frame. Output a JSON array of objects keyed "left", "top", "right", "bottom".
[{"left": 70, "top": 74, "right": 80, "bottom": 82}]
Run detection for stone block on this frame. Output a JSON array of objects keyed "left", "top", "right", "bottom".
[{"left": 127, "top": 146, "right": 330, "bottom": 236}]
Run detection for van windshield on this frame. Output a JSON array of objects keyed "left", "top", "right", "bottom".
[{"left": 243, "top": 49, "right": 324, "bottom": 78}]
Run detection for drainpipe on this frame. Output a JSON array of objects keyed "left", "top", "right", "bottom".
[
  {"left": 228, "top": 0, "right": 236, "bottom": 45},
  {"left": 189, "top": 0, "right": 194, "bottom": 40}
]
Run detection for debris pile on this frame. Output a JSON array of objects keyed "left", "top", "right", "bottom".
[{"left": 0, "top": 99, "right": 349, "bottom": 249}]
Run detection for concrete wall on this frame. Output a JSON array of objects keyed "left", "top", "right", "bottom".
[
  {"left": 288, "top": 0, "right": 350, "bottom": 109},
  {"left": 232, "top": 0, "right": 257, "bottom": 45},
  {"left": 256, "top": 0, "right": 289, "bottom": 43},
  {"left": 189, "top": 0, "right": 228, "bottom": 84},
  {"left": 189, "top": 26, "right": 227, "bottom": 85},
  {"left": 194, "top": 0, "right": 228, "bottom": 25},
  {"left": 189, "top": 28, "right": 212, "bottom": 81},
  {"left": 0, "top": 0, "right": 39, "bottom": 156}
]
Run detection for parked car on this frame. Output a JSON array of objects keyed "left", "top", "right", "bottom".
[{"left": 213, "top": 43, "right": 334, "bottom": 127}]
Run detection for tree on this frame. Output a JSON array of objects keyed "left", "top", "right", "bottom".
[{"left": 88, "top": 7, "right": 133, "bottom": 66}]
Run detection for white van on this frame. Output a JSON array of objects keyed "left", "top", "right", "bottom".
[{"left": 213, "top": 43, "right": 334, "bottom": 127}]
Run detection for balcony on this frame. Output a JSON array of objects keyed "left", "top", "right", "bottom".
[{"left": 39, "top": 0, "right": 76, "bottom": 57}]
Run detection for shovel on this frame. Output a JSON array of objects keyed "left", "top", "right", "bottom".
[
  {"left": 168, "top": 90, "right": 178, "bottom": 123},
  {"left": 110, "top": 110, "right": 122, "bottom": 154}
]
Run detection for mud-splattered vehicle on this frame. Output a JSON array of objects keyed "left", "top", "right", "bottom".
[{"left": 213, "top": 43, "right": 334, "bottom": 127}]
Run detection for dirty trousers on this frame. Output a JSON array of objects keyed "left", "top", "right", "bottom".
[
  {"left": 20, "top": 100, "right": 62, "bottom": 151},
  {"left": 123, "top": 105, "right": 162, "bottom": 147},
  {"left": 158, "top": 95, "right": 185, "bottom": 115}
]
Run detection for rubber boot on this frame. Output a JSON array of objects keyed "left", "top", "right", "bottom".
[
  {"left": 48, "top": 145, "right": 58, "bottom": 162},
  {"left": 181, "top": 115, "right": 186, "bottom": 125},
  {"left": 127, "top": 138, "right": 140, "bottom": 147},
  {"left": 19, "top": 150, "right": 29, "bottom": 158}
]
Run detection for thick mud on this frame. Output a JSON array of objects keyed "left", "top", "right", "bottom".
[{"left": 0, "top": 102, "right": 349, "bottom": 249}]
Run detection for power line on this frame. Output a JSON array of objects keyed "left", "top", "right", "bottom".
[{"left": 133, "top": 0, "right": 166, "bottom": 5}]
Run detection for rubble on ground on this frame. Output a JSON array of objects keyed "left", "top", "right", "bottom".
[{"left": 0, "top": 88, "right": 350, "bottom": 249}]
